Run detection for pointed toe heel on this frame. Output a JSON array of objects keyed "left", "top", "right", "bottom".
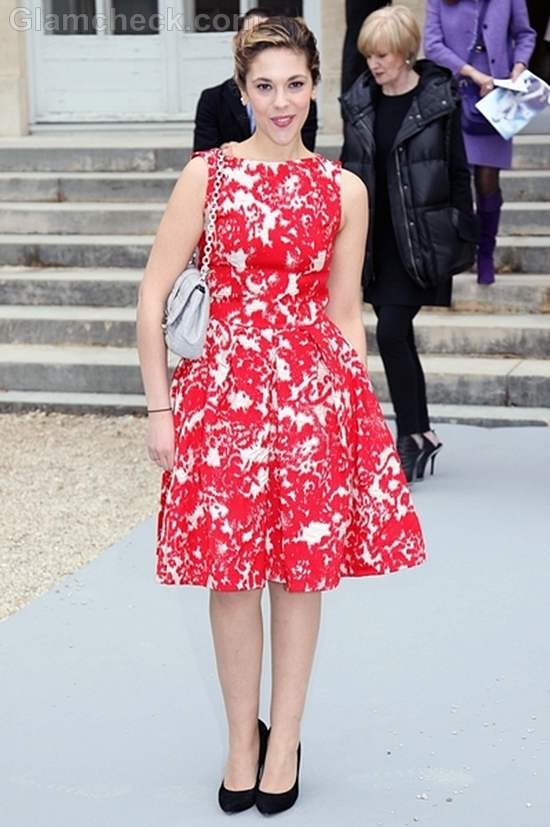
[
  {"left": 218, "top": 719, "right": 269, "bottom": 814},
  {"left": 256, "top": 742, "right": 301, "bottom": 816}
]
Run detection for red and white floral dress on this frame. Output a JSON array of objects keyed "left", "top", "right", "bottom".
[{"left": 156, "top": 149, "right": 426, "bottom": 592}]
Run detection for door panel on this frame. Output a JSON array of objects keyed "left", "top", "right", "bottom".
[
  {"left": 43, "top": 0, "right": 97, "bottom": 34},
  {"left": 27, "top": 0, "right": 321, "bottom": 123}
]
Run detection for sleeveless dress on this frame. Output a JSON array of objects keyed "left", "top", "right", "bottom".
[{"left": 156, "top": 149, "right": 426, "bottom": 592}]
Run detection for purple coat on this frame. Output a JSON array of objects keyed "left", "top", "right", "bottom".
[{"left": 423, "top": 0, "right": 536, "bottom": 79}]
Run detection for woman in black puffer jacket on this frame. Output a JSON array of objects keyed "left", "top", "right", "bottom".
[{"left": 340, "top": 4, "right": 477, "bottom": 483}]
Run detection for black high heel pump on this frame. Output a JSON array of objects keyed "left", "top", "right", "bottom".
[
  {"left": 256, "top": 740, "right": 301, "bottom": 816},
  {"left": 396, "top": 434, "right": 425, "bottom": 483},
  {"left": 218, "top": 719, "right": 269, "bottom": 814},
  {"left": 416, "top": 435, "right": 443, "bottom": 479}
]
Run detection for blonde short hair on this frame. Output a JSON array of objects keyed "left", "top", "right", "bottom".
[{"left": 357, "top": 4, "right": 420, "bottom": 64}]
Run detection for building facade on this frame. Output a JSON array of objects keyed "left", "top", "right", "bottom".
[{"left": 0, "top": 0, "right": 425, "bottom": 137}]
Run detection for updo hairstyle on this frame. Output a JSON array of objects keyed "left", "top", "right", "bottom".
[{"left": 233, "top": 15, "right": 321, "bottom": 89}]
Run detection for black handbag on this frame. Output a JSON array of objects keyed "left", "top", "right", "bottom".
[
  {"left": 421, "top": 206, "right": 478, "bottom": 284},
  {"left": 426, "top": 117, "right": 479, "bottom": 281},
  {"left": 459, "top": 0, "right": 499, "bottom": 136}
]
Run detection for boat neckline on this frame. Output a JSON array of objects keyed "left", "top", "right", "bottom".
[{"left": 222, "top": 153, "right": 323, "bottom": 165}]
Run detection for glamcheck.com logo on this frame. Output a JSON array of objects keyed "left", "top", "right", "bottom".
[{"left": 9, "top": 7, "right": 242, "bottom": 33}]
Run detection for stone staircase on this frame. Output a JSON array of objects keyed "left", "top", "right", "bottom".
[{"left": 0, "top": 134, "right": 549, "bottom": 425}]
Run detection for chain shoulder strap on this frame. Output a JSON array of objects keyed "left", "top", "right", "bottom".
[{"left": 199, "top": 148, "right": 225, "bottom": 283}]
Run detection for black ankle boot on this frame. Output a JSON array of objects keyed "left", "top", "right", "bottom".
[
  {"left": 218, "top": 719, "right": 269, "bottom": 814},
  {"left": 256, "top": 741, "right": 301, "bottom": 816},
  {"left": 396, "top": 434, "right": 425, "bottom": 483}
]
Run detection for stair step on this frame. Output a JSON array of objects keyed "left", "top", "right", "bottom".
[
  {"left": 0, "top": 202, "right": 164, "bottom": 235},
  {"left": 0, "top": 234, "right": 154, "bottom": 268},
  {"left": 0, "top": 389, "right": 147, "bottom": 415},
  {"left": 0, "top": 234, "right": 548, "bottom": 271},
  {"left": 500, "top": 170, "right": 550, "bottom": 202},
  {"left": 0, "top": 345, "right": 549, "bottom": 407},
  {"left": 0, "top": 146, "right": 189, "bottom": 173},
  {"left": 1, "top": 269, "right": 549, "bottom": 313},
  {"left": 2, "top": 305, "right": 549, "bottom": 356},
  {"left": 380, "top": 402, "right": 550, "bottom": 428},
  {"left": 500, "top": 203, "right": 550, "bottom": 236},
  {"left": 363, "top": 311, "right": 550, "bottom": 358},
  {"left": 444, "top": 273, "right": 550, "bottom": 314},
  {"left": 0, "top": 201, "right": 546, "bottom": 236},
  {"left": 496, "top": 237, "right": 550, "bottom": 274},
  {"left": 0, "top": 267, "right": 141, "bottom": 306},
  {"left": 0, "top": 171, "right": 179, "bottom": 203},
  {"left": 0, "top": 305, "right": 137, "bottom": 347},
  {"left": 372, "top": 355, "right": 550, "bottom": 407},
  {"left": 511, "top": 136, "right": 550, "bottom": 170},
  {"left": 0, "top": 389, "right": 548, "bottom": 426},
  {"left": 0, "top": 169, "right": 547, "bottom": 205},
  {"left": 0, "top": 135, "right": 548, "bottom": 171}
]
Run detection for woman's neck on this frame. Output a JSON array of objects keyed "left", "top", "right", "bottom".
[
  {"left": 381, "top": 70, "right": 420, "bottom": 97},
  {"left": 235, "top": 134, "right": 311, "bottom": 162}
]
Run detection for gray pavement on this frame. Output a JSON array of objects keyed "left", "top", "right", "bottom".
[{"left": 1, "top": 423, "right": 549, "bottom": 827}]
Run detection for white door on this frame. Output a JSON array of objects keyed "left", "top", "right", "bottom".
[{"left": 26, "top": 0, "right": 322, "bottom": 124}]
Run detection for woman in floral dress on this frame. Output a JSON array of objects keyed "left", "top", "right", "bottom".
[{"left": 137, "top": 15, "right": 426, "bottom": 816}]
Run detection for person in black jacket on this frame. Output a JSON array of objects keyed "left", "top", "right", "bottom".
[
  {"left": 193, "top": 7, "right": 318, "bottom": 152},
  {"left": 340, "top": 5, "right": 477, "bottom": 483},
  {"left": 341, "top": 0, "right": 391, "bottom": 94}
]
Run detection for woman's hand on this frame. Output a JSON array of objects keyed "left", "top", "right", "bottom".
[
  {"left": 146, "top": 411, "right": 175, "bottom": 471},
  {"left": 470, "top": 68, "right": 495, "bottom": 97},
  {"left": 510, "top": 62, "right": 526, "bottom": 83}
]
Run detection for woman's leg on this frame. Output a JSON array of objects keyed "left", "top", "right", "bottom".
[
  {"left": 474, "top": 165, "right": 502, "bottom": 285},
  {"left": 406, "top": 322, "right": 431, "bottom": 436},
  {"left": 260, "top": 582, "right": 322, "bottom": 793},
  {"left": 405, "top": 322, "right": 441, "bottom": 449},
  {"left": 209, "top": 589, "right": 264, "bottom": 790},
  {"left": 374, "top": 304, "right": 423, "bottom": 438}
]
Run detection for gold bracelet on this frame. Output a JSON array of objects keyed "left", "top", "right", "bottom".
[{"left": 147, "top": 407, "right": 172, "bottom": 413}]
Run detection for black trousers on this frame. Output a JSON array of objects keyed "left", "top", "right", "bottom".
[{"left": 373, "top": 304, "right": 430, "bottom": 438}]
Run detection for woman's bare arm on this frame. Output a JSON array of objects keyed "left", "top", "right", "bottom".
[
  {"left": 136, "top": 155, "right": 208, "bottom": 470},
  {"left": 136, "top": 155, "right": 208, "bottom": 410},
  {"left": 325, "top": 168, "right": 369, "bottom": 367}
]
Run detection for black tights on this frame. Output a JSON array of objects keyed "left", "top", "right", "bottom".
[
  {"left": 474, "top": 165, "right": 500, "bottom": 197},
  {"left": 373, "top": 304, "right": 430, "bottom": 438}
]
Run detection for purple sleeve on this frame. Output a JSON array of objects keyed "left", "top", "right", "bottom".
[
  {"left": 423, "top": 0, "right": 466, "bottom": 76},
  {"left": 510, "top": 0, "right": 536, "bottom": 67}
]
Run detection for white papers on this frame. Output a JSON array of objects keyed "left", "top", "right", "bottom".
[
  {"left": 475, "top": 70, "right": 550, "bottom": 140},
  {"left": 493, "top": 71, "right": 535, "bottom": 93}
]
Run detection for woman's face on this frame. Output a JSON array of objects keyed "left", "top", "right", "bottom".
[
  {"left": 366, "top": 48, "right": 408, "bottom": 85},
  {"left": 243, "top": 48, "right": 314, "bottom": 145}
]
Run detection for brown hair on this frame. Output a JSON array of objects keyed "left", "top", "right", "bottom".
[
  {"left": 233, "top": 15, "right": 321, "bottom": 89},
  {"left": 357, "top": 4, "right": 421, "bottom": 64}
]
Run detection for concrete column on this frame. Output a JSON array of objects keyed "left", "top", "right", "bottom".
[
  {"left": 320, "top": 0, "right": 345, "bottom": 137},
  {"left": 0, "top": 0, "right": 29, "bottom": 136},
  {"left": 400, "top": 0, "right": 427, "bottom": 55}
]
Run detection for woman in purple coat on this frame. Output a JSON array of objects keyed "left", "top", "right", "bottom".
[{"left": 424, "top": 0, "right": 535, "bottom": 284}]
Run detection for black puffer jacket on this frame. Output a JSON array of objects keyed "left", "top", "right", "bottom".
[{"left": 340, "top": 59, "right": 477, "bottom": 296}]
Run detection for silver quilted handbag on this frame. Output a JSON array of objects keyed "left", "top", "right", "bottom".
[{"left": 162, "top": 150, "right": 225, "bottom": 359}]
